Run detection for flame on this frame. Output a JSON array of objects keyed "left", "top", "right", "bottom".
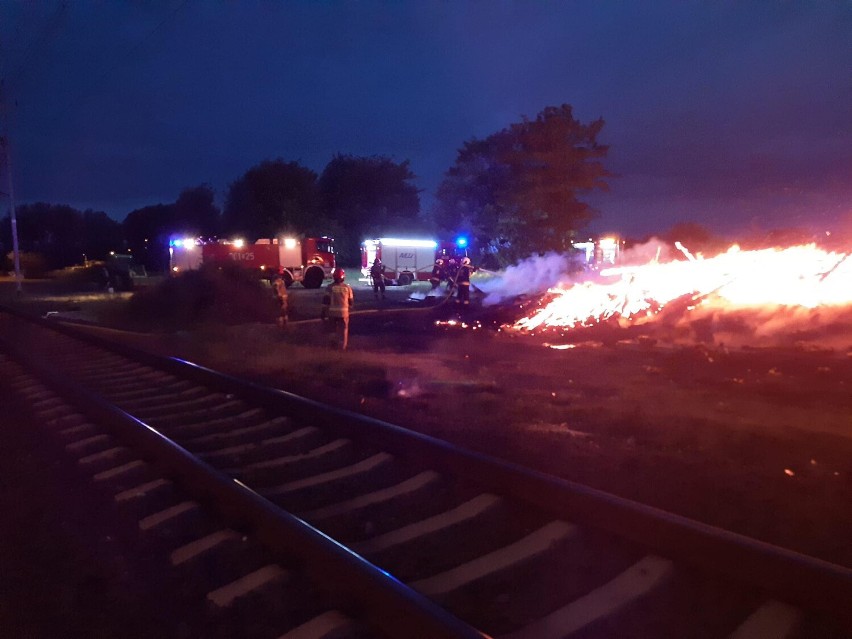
[{"left": 513, "top": 244, "right": 852, "bottom": 332}]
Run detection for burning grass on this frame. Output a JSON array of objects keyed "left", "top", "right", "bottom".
[{"left": 482, "top": 242, "right": 852, "bottom": 354}]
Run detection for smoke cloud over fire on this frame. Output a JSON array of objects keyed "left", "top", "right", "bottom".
[{"left": 476, "top": 252, "right": 578, "bottom": 305}]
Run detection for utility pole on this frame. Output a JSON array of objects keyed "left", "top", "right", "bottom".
[
  {"left": 0, "top": 79, "right": 23, "bottom": 294},
  {"left": 1, "top": 135, "right": 23, "bottom": 295}
]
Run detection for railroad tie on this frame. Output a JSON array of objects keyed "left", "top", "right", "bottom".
[
  {"left": 304, "top": 470, "right": 441, "bottom": 521},
  {"left": 65, "top": 433, "right": 111, "bottom": 453},
  {"left": 138, "top": 501, "right": 200, "bottom": 531},
  {"left": 77, "top": 446, "right": 128, "bottom": 465},
  {"left": 277, "top": 610, "right": 355, "bottom": 639},
  {"left": 354, "top": 493, "right": 502, "bottom": 555},
  {"left": 185, "top": 418, "right": 295, "bottom": 446},
  {"left": 114, "top": 478, "right": 173, "bottom": 502},
  {"left": 411, "top": 520, "right": 578, "bottom": 598},
  {"left": 206, "top": 564, "right": 288, "bottom": 608},
  {"left": 204, "top": 427, "right": 324, "bottom": 464},
  {"left": 727, "top": 600, "right": 803, "bottom": 639},
  {"left": 499, "top": 554, "right": 674, "bottom": 639},
  {"left": 93, "top": 459, "right": 147, "bottom": 481},
  {"left": 58, "top": 423, "right": 98, "bottom": 438},
  {"left": 265, "top": 452, "right": 393, "bottom": 496},
  {"left": 238, "top": 438, "right": 349, "bottom": 473},
  {"left": 170, "top": 529, "right": 243, "bottom": 566}
]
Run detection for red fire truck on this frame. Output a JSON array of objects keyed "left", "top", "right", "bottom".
[{"left": 169, "top": 236, "right": 335, "bottom": 288}]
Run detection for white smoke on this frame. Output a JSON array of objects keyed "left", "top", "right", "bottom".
[
  {"left": 476, "top": 252, "right": 578, "bottom": 305},
  {"left": 618, "top": 237, "right": 679, "bottom": 266}
]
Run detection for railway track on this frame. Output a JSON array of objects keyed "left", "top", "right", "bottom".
[{"left": 1, "top": 307, "right": 850, "bottom": 639}]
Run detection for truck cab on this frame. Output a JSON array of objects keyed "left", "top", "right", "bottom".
[{"left": 169, "top": 235, "right": 335, "bottom": 288}]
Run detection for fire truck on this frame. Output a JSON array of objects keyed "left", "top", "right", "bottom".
[
  {"left": 572, "top": 236, "right": 622, "bottom": 270},
  {"left": 360, "top": 237, "right": 439, "bottom": 285},
  {"left": 169, "top": 236, "right": 335, "bottom": 288}
]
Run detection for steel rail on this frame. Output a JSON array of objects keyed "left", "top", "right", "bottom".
[{"left": 0, "top": 311, "right": 487, "bottom": 639}]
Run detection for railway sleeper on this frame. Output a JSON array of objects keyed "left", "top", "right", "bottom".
[
  {"left": 184, "top": 416, "right": 295, "bottom": 451},
  {"left": 195, "top": 423, "right": 319, "bottom": 464}
]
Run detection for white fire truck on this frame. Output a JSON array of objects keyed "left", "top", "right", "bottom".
[
  {"left": 169, "top": 236, "right": 335, "bottom": 288},
  {"left": 360, "top": 237, "right": 438, "bottom": 285},
  {"left": 572, "top": 236, "right": 622, "bottom": 269}
]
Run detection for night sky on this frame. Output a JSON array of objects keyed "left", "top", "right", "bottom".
[{"left": 2, "top": 1, "right": 850, "bottom": 240}]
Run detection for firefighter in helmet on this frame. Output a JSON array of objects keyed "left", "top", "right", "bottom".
[
  {"left": 321, "top": 267, "right": 355, "bottom": 350},
  {"left": 454, "top": 257, "right": 476, "bottom": 305},
  {"left": 445, "top": 257, "right": 459, "bottom": 293},
  {"left": 369, "top": 257, "right": 386, "bottom": 300},
  {"left": 271, "top": 270, "right": 289, "bottom": 328},
  {"left": 429, "top": 258, "right": 446, "bottom": 291}
]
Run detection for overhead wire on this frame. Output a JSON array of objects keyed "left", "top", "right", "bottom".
[
  {"left": 3, "top": 0, "right": 190, "bottom": 136},
  {"left": 1, "top": 1, "right": 69, "bottom": 93}
]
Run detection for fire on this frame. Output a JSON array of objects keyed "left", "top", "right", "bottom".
[{"left": 513, "top": 244, "right": 852, "bottom": 332}]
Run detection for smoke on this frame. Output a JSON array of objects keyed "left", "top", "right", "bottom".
[
  {"left": 619, "top": 237, "right": 680, "bottom": 265},
  {"left": 476, "top": 239, "right": 686, "bottom": 306},
  {"left": 476, "top": 252, "right": 577, "bottom": 305}
]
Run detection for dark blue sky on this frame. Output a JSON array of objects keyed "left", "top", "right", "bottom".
[{"left": 2, "top": 1, "right": 850, "bottom": 240}]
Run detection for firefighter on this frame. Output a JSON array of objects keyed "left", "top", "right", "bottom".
[
  {"left": 455, "top": 257, "right": 476, "bottom": 305},
  {"left": 429, "top": 258, "right": 446, "bottom": 290},
  {"left": 445, "top": 258, "right": 459, "bottom": 293},
  {"left": 271, "top": 272, "right": 288, "bottom": 328},
  {"left": 369, "top": 258, "right": 386, "bottom": 300},
  {"left": 321, "top": 267, "right": 355, "bottom": 350}
]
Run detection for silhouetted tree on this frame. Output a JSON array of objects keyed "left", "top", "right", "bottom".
[
  {"left": 1, "top": 202, "right": 122, "bottom": 270},
  {"left": 318, "top": 154, "right": 422, "bottom": 263},
  {"left": 122, "top": 203, "right": 175, "bottom": 272},
  {"left": 173, "top": 184, "right": 220, "bottom": 237},
  {"left": 82, "top": 209, "right": 126, "bottom": 259},
  {"left": 436, "top": 104, "right": 610, "bottom": 264},
  {"left": 222, "top": 159, "right": 320, "bottom": 239},
  {"left": 434, "top": 136, "right": 512, "bottom": 259}
]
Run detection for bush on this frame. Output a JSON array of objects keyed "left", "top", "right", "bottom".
[
  {"left": 4, "top": 252, "right": 50, "bottom": 278},
  {"left": 123, "top": 265, "right": 278, "bottom": 330}
]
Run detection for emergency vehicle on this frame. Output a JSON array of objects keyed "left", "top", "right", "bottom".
[
  {"left": 572, "top": 236, "right": 622, "bottom": 269},
  {"left": 169, "top": 236, "right": 335, "bottom": 288},
  {"left": 435, "top": 236, "right": 471, "bottom": 262},
  {"left": 360, "top": 238, "right": 438, "bottom": 285}
]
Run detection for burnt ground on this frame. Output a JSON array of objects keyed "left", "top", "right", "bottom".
[{"left": 1, "top": 276, "right": 851, "bottom": 635}]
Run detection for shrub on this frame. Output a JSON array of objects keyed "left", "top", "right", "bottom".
[
  {"left": 5, "top": 252, "right": 50, "bottom": 278},
  {"left": 123, "top": 265, "right": 277, "bottom": 330}
]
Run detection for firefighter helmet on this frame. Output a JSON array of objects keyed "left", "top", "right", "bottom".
[
  {"left": 462, "top": 257, "right": 471, "bottom": 265},
  {"left": 333, "top": 268, "right": 345, "bottom": 281}
]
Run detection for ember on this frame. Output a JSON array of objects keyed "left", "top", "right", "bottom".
[{"left": 512, "top": 244, "right": 852, "bottom": 332}]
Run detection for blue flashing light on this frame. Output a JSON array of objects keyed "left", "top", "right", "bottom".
[{"left": 455, "top": 236, "right": 468, "bottom": 248}]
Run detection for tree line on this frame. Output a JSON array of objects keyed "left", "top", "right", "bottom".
[{"left": 2, "top": 104, "right": 612, "bottom": 273}]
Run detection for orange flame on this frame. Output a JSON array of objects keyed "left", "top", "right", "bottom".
[{"left": 513, "top": 244, "right": 852, "bottom": 332}]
